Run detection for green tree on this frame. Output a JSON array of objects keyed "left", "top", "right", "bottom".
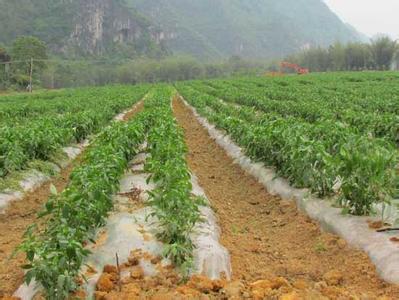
[
  {"left": 328, "top": 42, "right": 346, "bottom": 71},
  {"left": 0, "top": 46, "right": 10, "bottom": 88},
  {"left": 369, "top": 36, "right": 397, "bottom": 70},
  {"left": 393, "top": 50, "right": 399, "bottom": 70},
  {"left": 344, "top": 43, "right": 370, "bottom": 71},
  {"left": 0, "top": 46, "right": 9, "bottom": 62},
  {"left": 11, "top": 36, "right": 47, "bottom": 77}
]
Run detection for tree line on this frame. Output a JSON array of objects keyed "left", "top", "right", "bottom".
[
  {"left": 0, "top": 36, "right": 47, "bottom": 90},
  {"left": 0, "top": 36, "right": 268, "bottom": 90},
  {"left": 2, "top": 35, "right": 399, "bottom": 91},
  {"left": 286, "top": 36, "right": 399, "bottom": 72}
]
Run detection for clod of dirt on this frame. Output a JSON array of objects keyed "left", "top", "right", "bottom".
[
  {"left": 187, "top": 275, "right": 215, "bottom": 293},
  {"left": 176, "top": 285, "right": 201, "bottom": 297},
  {"left": 127, "top": 256, "right": 140, "bottom": 267},
  {"left": 250, "top": 277, "right": 290, "bottom": 299},
  {"left": 368, "top": 220, "right": 387, "bottom": 229},
  {"left": 103, "top": 265, "right": 118, "bottom": 274},
  {"left": 323, "top": 270, "right": 344, "bottom": 286},
  {"left": 314, "top": 281, "right": 328, "bottom": 291},
  {"left": 250, "top": 279, "right": 273, "bottom": 290},
  {"left": 150, "top": 256, "right": 162, "bottom": 265},
  {"left": 292, "top": 279, "right": 308, "bottom": 290},
  {"left": 211, "top": 279, "right": 227, "bottom": 292},
  {"left": 279, "top": 200, "right": 293, "bottom": 214},
  {"left": 94, "top": 292, "right": 107, "bottom": 300},
  {"left": 280, "top": 291, "right": 300, "bottom": 300},
  {"left": 221, "top": 280, "right": 245, "bottom": 298},
  {"left": 150, "top": 292, "right": 177, "bottom": 300},
  {"left": 252, "top": 289, "right": 270, "bottom": 300},
  {"left": 249, "top": 277, "right": 289, "bottom": 289},
  {"left": 336, "top": 238, "right": 347, "bottom": 249},
  {"left": 130, "top": 266, "right": 144, "bottom": 280},
  {"left": 122, "top": 283, "right": 141, "bottom": 295},
  {"left": 143, "top": 276, "right": 161, "bottom": 289},
  {"left": 96, "top": 273, "right": 116, "bottom": 292}
]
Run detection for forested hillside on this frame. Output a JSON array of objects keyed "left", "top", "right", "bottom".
[
  {"left": 0, "top": 0, "right": 362, "bottom": 60},
  {"left": 0, "top": 0, "right": 167, "bottom": 58},
  {"left": 129, "top": 0, "right": 363, "bottom": 59}
]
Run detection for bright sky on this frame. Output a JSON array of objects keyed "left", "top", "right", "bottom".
[{"left": 323, "top": 0, "right": 399, "bottom": 40}]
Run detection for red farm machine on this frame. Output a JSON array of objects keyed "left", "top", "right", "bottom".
[{"left": 280, "top": 61, "right": 309, "bottom": 75}]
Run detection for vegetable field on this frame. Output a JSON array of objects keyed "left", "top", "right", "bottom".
[
  {"left": 177, "top": 72, "right": 399, "bottom": 216},
  {"left": 1, "top": 72, "right": 399, "bottom": 300},
  {"left": 0, "top": 86, "right": 148, "bottom": 180}
]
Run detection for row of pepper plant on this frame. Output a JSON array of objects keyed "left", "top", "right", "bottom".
[
  {"left": 18, "top": 97, "right": 151, "bottom": 299},
  {"left": 18, "top": 85, "right": 203, "bottom": 299},
  {"left": 176, "top": 83, "right": 398, "bottom": 216},
  {"left": 144, "top": 85, "right": 203, "bottom": 275},
  {"left": 0, "top": 85, "right": 149, "bottom": 178},
  {"left": 191, "top": 79, "right": 398, "bottom": 145}
]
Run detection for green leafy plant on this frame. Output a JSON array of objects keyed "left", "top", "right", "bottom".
[
  {"left": 143, "top": 86, "right": 202, "bottom": 275},
  {"left": 176, "top": 76, "right": 398, "bottom": 216},
  {"left": 0, "top": 85, "right": 149, "bottom": 178},
  {"left": 18, "top": 97, "right": 150, "bottom": 299}
]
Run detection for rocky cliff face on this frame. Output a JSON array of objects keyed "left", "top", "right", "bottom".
[
  {"left": 67, "top": 0, "right": 165, "bottom": 56},
  {"left": 129, "top": 0, "right": 363, "bottom": 60},
  {"left": 0, "top": 0, "right": 363, "bottom": 59}
]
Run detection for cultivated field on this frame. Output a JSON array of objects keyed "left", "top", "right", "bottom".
[{"left": 0, "top": 72, "right": 398, "bottom": 299}]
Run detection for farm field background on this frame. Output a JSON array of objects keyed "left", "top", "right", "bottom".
[
  {"left": 0, "top": 71, "right": 399, "bottom": 299},
  {"left": 177, "top": 72, "right": 399, "bottom": 216}
]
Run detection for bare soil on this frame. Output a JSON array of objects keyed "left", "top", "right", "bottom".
[
  {"left": 0, "top": 101, "right": 144, "bottom": 298},
  {"left": 76, "top": 97, "right": 399, "bottom": 300},
  {"left": 122, "top": 100, "right": 144, "bottom": 121},
  {"left": 170, "top": 97, "right": 399, "bottom": 299},
  {"left": 3, "top": 97, "right": 399, "bottom": 299},
  {"left": 0, "top": 159, "right": 81, "bottom": 297}
]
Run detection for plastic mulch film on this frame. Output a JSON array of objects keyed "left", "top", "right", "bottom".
[
  {"left": 182, "top": 98, "right": 399, "bottom": 284},
  {"left": 14, "top": 143, "right": 231, "bottom": 299}
]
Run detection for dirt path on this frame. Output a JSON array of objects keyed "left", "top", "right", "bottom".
[
  {"left": 172, "top": 98, "right": 399, "bottom": 299},
  {"left": 0, "top": 100, "right": 144, "bottom": 297}
]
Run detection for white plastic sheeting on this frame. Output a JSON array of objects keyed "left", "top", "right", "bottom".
[
  {"left": 82, "top": 208, "right": 165, "bottom": 298},
  {"left": 81, "top": 149, "right": 231, "bottom": 297},
  {"left": 14, "top": 143, "right": 231, "bottom": 299},
  {"left": 190, "top": 174, "right": 231, "bottom": 279},
  {"left": 181, "top": 98, "right": 399, "bottom": 284},
  {"left": 0, "top": 170, "right": 49, "bottom": 214},
  {"left": 114, "top": 98, "right": 144, "bottom": 121}
]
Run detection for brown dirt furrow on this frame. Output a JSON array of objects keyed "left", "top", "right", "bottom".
[
  {"left": 0, "top": 100, "right": 144, "bottom": 297},
  {"left": 122, "top": 100, "right": 144, "bottom": 121},
  {"left": 172, "top": 97, "right": 399, "bottom": 299},
  {"left": 0, "top": 157, "right": 82, "bottom": 297}
]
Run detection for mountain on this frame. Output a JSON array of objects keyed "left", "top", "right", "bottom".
[
  {"left": 129, "top": 0, "right": 363, "bottom": 60},
  {"left": 0, "top": 0, "right": 167, "bottom": 58},
  {"left": 0, "top": 0, "right": 362, "bottom": 60}
]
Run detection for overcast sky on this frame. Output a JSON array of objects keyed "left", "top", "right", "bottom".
[{"left": 323, "top": 0, "right": 399, "bottom": 40}]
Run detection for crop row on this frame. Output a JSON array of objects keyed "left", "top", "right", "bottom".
[
  {"left": 230, "top": 72, "right": 399, "bottom": 114},
  {"left": 0, "top": 85, "right": 148, "bottom": 177},
  {"left": 144, "top": 86, "right": 202, "bottom": 274},
  {"left": 0, "top": 86, "right": 148, "bottom": 123},
  {"left": 189, "top": 80, "right": 398, "bottom": 145},
  {"left": 19, "top": 104, "right": 151, "bottom": 299},
  {"left": 18, "top": 86, "right": 203, "bottom": 299},
  {"left": 176, "top": 84, "right": 398, "bottom": 216}
]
